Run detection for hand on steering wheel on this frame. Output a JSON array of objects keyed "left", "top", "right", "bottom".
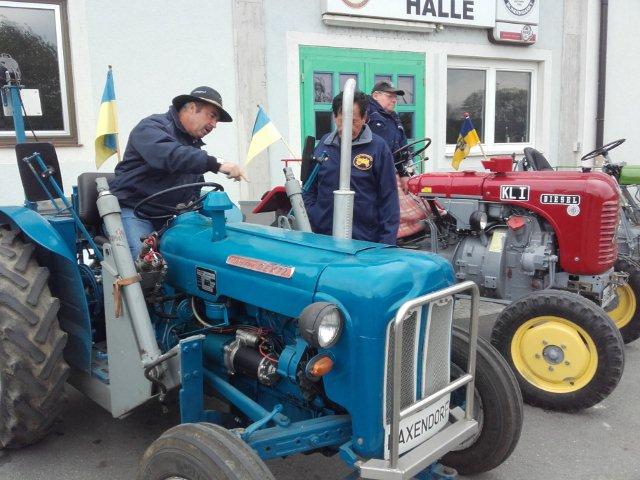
[
  {"left": 133, "top": 182, "right": 224, "bottom": 221},
  {"left": 581, "top": 138, "right": 625, "bottom": 162}
]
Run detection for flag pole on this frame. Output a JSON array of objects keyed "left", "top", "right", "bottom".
[
  {"left": 109, "top": 65, "right": 122, "bottom": 163},
  {"left": 279, "top": 137, "right": 298, "bottom": 160},
  {"left": 476, "top": 140, "right": 489, "bottom": 162}
]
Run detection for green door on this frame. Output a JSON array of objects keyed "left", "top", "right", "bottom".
[{"left": 300, "top": 46, "right": 425, "bottom": 163}]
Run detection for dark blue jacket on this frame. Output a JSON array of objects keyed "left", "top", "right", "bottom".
[
  {"left": 366, "top": 98, "right": 411, "bottom": 176},
  {"left": 109, "top": 106, "right": 220, "bottom": 217},
  {"left": 303, "top": 126, "right": 399, "bottom": 245}
]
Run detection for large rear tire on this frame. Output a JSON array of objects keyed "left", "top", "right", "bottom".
[
  {"left": 0, "top": 227, "right": 69, "bottom": 449},
  {"left": 441, "top": 327, "right": 523, "bottom": 475},
  {"left": 606, "top": 258, "right": 640, "bottom": 344},
  {"left": 137, "top": 423, "right": 275, "bottom": 480},
  {"left": 491, "top": 290, "right": 624, "bottom": 411}
]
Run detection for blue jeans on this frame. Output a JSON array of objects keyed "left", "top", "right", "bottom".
[{"left": 120, "top": 208, "right": 154, "bottom": 260}]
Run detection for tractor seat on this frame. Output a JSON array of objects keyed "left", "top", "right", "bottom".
[
  {"left": 77, "top": 172, "right": 116, "bottom": 236},
  {"left": 15, "top": 142, "right": 64, "bottom": 202},
  {"left": 523, "top": 147, "right": 553, "bottom": 171}
]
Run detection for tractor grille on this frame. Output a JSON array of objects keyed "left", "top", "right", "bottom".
[
  {"left": 383, "top": 297, "right": 454, "bottom": 425},
  {"left": 598, "top": 200, "right": 619, "bottom": 267}
]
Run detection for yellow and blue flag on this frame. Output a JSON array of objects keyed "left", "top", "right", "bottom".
[
  {"left": 245, "top": 106, "right": 282, "bottom": 166},
  {"left": 452, "top": 114, "right": 481, "bottom": 170},
  {"left": 95, "top": 67, "right": 119, "bottom": 168}
]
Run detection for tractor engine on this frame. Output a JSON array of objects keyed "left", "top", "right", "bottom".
[{"left": 432, "top": 201, "right": 556, "bottom": 301}]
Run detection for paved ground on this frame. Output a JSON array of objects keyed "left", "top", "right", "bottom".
[{"left": 1, "top": 304, "right": 639, "bottom": 480}]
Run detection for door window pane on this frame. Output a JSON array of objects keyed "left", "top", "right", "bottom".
[
  {"left": 339, "top": 73, "right": 358, "bottom": 92},
  {"left": 315, "top": 111, "right": 333, "bottom": 138},
  {"left": 374, "top": 74, "right": 392, "bottom": 86},
  {"left": 397, "top": 75, "right": 415, "bottom": 104},
  {"left": 446, "top": 69, "right": 485, "bottom": 144},
  {"left": 0, "top": 2, "right": 68, "bottom": 134},
  {"left": 313, "top": 72, "right": 333, "bottom": 103},
  {"left": 495, "top": 71, "right": 531, "bottom": 143},
  {"left": 399, "top": 112, "right": 414, "bottom": 140}
]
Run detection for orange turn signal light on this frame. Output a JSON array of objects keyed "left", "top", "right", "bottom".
[{"left": 309, "top": 356, "right": 334, "bottom": 377}]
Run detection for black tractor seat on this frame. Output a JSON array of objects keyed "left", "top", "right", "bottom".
[
  {"left": 523, "top": 147, "right": 553, "bottom": 171},
  {"left": 77, "top": 172, "right": 116, "bottom": 243}
]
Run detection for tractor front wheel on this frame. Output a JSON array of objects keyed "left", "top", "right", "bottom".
[
  {"left": 605, "top": 258, "right": 640, "bottom": 344},
  {"left": 137, "top": 423, "right": 275, "bottom": 480},
  {"left": 491, "top": 290, "right": 624, "bottom": 411},
  {"left": 0, "top": 227, "right": 69, "bottom": 449},
  {"left": 442, "top": 327, "right": 523, "bottom": 475}
]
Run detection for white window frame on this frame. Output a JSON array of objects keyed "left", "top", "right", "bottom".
[
  {"left": 0, "top": 0, "right": 72, "bottom": 138},
  {"left": 445, "top": 57, "right": 538, "bottom": 156}
]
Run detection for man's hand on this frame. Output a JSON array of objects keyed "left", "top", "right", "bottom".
[
  {"left": 219, "top": 162, "right": 249, "bottom": 182},
  {"left": 399, "top": 175, "right": 410, "bottom": 194}
]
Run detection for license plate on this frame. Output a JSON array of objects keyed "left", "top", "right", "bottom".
[{"left": 384, "top": 394, "right": 451, "bottom": 458}]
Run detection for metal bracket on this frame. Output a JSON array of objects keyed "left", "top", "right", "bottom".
[{"left": 241, "top": 404, "right": 283, "bottom": 440}]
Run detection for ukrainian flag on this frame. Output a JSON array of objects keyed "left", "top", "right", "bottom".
[
  {"left": 452, "top": 115, "right": 481, "bottom": 170},
  {"left": 245, "top": 106, "right": 282, "bottom": 166},
  {"left": 95, "top": 67, "right": 119, "bottom": 168}
]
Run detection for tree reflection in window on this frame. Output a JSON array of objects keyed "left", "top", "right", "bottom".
[
  {"left": 495, "top": 71, "right": 531, "bottom": 143},
  {"left": 0, "top": 3, "right": 66, "bottom": 134},
  {"left": 446, "top": 69, "right": 485, "bottom": 144}
]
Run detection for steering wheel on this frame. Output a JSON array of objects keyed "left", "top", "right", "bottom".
[
  {"left": 133, "top": 182, "right": 224, "bottom": 221},
  {"left": 393, "top": 137, "right": 432, "bottom": 165},
  {"left": 581, "top": 138, "right": 625, "bottom": 162}
]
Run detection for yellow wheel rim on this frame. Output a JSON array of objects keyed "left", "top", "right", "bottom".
[
  {"left": 511, "top": 316, "right": 598, "bottom": 393},
  {"left": 606, "top": 284, "right": 636, "bottom": 330}
]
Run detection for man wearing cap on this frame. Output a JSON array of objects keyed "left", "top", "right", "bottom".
[
  {"left": 303, "top": 90, "right": 399, "bottom": 245},
  {"left": 367, "top": 81, "right": 413, "bottom": 192},
  {"left": 109, "top": 86, "right": 247, "bottom": 258}
]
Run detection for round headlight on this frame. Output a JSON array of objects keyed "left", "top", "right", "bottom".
[
  {"left": 469, "top": 211, "right": 488, "bottom": 231},
  {"left": 299, "top": 302, "right": 344, "bottom": 348}
]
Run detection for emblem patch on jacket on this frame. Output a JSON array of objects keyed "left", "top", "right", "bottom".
[{"left": 353, "top": 154, "right": 373, "bottom": 171}]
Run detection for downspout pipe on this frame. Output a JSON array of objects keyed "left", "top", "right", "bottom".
[
  {"left": 332, "top": 78, "right": 356, "bottom": 239},
  {"left": 596, "top": 0, "right": 609, "bottom": 148}
]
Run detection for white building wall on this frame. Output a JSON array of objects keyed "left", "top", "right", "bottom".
[
  {"left": 2, "top": 1, "right": 598, "bottom": 206},
  {"left": 0, "top": 0, "right": 239, "bottom": 205},
  {"left": 263, "top": 0, "right": 565, "bottom": 180},
  {"left": 604, "top": 0, "right": 640, "bottom": 164}
]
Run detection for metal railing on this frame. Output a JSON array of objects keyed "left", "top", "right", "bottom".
[{"left": 360, "top": 280, "right": 480, "bottom": 480}]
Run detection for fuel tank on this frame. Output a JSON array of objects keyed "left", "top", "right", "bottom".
[{"left": 408, "top": 170, "right": 620, "bottom": 275}]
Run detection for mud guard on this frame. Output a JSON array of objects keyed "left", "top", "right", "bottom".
[{"left": 0, "top": 206, "right": 92, "bottom": 373}]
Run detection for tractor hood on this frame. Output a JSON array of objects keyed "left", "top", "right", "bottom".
[{"left": 160, "top": 212, "right": 453, "bottom": 318}]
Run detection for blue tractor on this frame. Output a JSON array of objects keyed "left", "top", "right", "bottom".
[{"left": 0, "top": 69, "right": 522, "bottom": 478}]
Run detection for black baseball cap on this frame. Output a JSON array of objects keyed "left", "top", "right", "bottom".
[
  {"left": 371, "top": 81, "right": 404, "bottom": 96},
  {"left": 172, "top": 86, "right": 233, "bottom": 122}
]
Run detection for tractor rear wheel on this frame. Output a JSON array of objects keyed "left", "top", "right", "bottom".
[
  {"left": 0, "top": 227, "right": 69, "bottom": 448},
  {"left": 137, "top": 423, "right": 275, "bottom": 480},
  {"left": 605, "top": 258, "right": 640, "bottom": 344},
  {"left": 491, "top": 290, "right": 624, "bottom": 412},
  {"left": 442, "top": 327, "right": 523, "bottom": 475}
]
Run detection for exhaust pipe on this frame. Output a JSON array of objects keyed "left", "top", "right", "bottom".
[{"left": 332, "top": 78, "right": 356, "bottom": 239}]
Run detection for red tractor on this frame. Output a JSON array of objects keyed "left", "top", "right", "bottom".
[{"left": 403, "top": 156, "right": 627, "bottom": 411}]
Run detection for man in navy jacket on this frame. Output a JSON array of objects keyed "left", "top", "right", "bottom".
[
  {"left": 109, "top": 86, "right": 246, "bottom": 258},
  {"left": 303, "top": 91, "right": 399, "bottom": 245},
  {"left": 367, "top": 81, "right": 413, "bottom": 192}
]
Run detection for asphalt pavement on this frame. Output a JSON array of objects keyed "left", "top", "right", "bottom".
[{"left": 1, "top": 303, "right": 639, "bottom": 480}]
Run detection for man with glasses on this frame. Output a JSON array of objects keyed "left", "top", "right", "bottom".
[
  {"left": 367, "top": 81, "right": 413, "bottom": 192},
  {"left": 303, "top": 90, "right": 399, "bottom": 245},
  {"left": 109, "top": 86, "right": 247, "bottom": 259}
]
